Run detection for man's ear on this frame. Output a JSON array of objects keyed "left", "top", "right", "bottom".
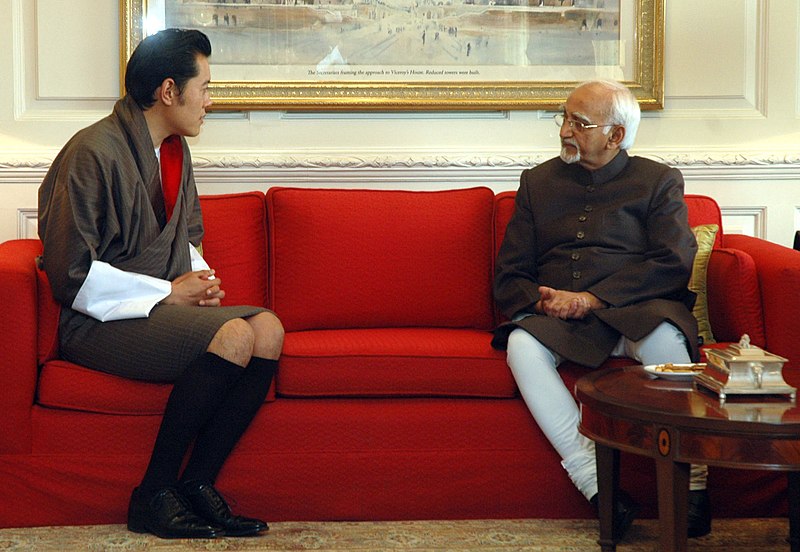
[
  {"left": 606, "top": 125, "right": 626, "bottom": 150},
  {"left": 156, "top": 78, "right": 178, "bottom": 106}
]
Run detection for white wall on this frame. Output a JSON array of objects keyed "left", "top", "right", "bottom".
[{"left": 1, "top": 0, "right": 799, "bottom": 247}]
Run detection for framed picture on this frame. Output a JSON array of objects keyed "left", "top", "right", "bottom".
[{"left": 120, "top": 0, "right": 664, "bottom": 111}]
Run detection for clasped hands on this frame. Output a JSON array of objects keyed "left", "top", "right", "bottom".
[
  {"left": 162, "top": 269, "right": 225, "bottom": 307},
  {"left": 164, "top": 274, "right": 602, "bottom": 314},
  {"left": 534, "top": 286, "right": 606, "bottom": 320}
]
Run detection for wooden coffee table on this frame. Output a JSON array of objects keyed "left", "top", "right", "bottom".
[{"left": 576, "top": 365, "right": 800, "bottom": 552}]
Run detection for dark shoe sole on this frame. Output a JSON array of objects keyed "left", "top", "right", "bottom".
[
  {"left": 688, "top": 524, "right": 711, "bottom": 538},
  {"left": 221, "top": 525, "right": 268, "bottom": 537},
  {"left": 127, "top": 521, "right": 223, "bottom": 539}
]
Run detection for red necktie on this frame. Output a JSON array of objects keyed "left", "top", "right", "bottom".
[{"left": 159, "top": 135, "right": 183, "bottom": 222}]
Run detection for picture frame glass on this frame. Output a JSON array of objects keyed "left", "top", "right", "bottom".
[{"left": 122, "top": 0, "right": 663, "bottom": 110}]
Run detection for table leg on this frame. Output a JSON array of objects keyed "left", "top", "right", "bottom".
[
  {"left": 655, "top": 458, "right": 689, "bottom": 552},
  {"left": 789, "top": 472, "right": 800, "bottom": 552},
  {"left": 595, "top": 443, "right": 620, "bottom": 552}
]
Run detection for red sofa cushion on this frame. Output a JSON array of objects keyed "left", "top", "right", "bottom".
[
  {"left": 37, "top": 361, "right": 172, "bottom": 415},
  {"left": 706, "top": 248, "right": 765, "bottom": 346},
  {"left": 267, "top": 187, "right": 496, "bottom": 331},
  {"left": 278, "top": 328, "right": 513, "bottom": 398},
  {"left": 37, "top": 359, "right": 276, "bottom": 415},
  {"left": 199, "top": 192, "right": 268, "bottom": 308}
]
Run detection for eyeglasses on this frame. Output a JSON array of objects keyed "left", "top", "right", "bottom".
[{"left": 553, "top": 112, "right": 616, "bottom": 132}]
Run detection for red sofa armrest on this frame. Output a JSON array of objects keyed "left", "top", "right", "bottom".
[
  {"left": 705, "top": 248, "right": 765, "bottom": 346},
  {"left": 722, "top": 234, "right": 800, "bottom": 381},
  {"left": 0, "top": 240, "right": 43, "bottom": 453}
]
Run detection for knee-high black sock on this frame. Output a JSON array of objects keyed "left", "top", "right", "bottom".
[
  {"left": 180, "top": 357, "right": 278, "bottom": 484},
  {"left": 138, "top": 352, "right": 243, "bottom": 495}
]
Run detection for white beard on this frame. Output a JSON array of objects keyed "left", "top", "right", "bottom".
[{"left": 560, "top": 140, "right": 581, "bottom": 164}]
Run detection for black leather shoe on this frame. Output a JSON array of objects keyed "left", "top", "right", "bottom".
[
  {"left": 688, "top": 489, "right": 712, "bottom": 538},
  {"left": 127, "top": 486, "right": 223, "bottom": 539},
  {"left": 180, "top": 480, "right": 268, "bottom": 537},
  {"left": 590, "top": 490, "right": 640, "bottom": 540}
]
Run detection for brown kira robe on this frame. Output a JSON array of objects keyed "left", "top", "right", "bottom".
[
  {"left": 37, "top": 95, "right": 265, "bottom": 382},
  {"left": 492, "top": 150, "right": 700, "bottom": 368}
]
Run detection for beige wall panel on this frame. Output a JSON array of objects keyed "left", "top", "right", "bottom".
[
  {"left": 0, "top": 184, "right": 39, "bottom": 243},
  {"left": 36, "top": 0, "right": 119, "bottom": 99},
  {"left": 665, "top": 0, "right": 752, "bottom": 100}
]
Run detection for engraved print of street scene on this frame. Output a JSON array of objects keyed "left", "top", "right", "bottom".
[{"left": 166, "top": 0, "right": 621, "bottom": 80}]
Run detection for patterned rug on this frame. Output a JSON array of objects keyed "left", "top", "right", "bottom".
[{"left": 0, "top": 518, "right": 789, "bottom": 551}]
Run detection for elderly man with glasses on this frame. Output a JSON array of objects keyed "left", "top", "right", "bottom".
[{"left": 492, "top": 79, "right": 711, "bottom": 540}]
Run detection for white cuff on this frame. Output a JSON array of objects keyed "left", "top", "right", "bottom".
[
  {"left": 189, "top": 244, "right": 210, "bottom": 272},
  {"left": 71, "top": 261, "right": 172, "bottom": 322}
]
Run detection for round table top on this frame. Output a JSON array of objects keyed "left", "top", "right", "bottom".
[{"left": 576, "top": 365, "right": 800, "bottom": 437}]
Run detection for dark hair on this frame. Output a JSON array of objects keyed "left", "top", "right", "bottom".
[{"left": 124, "top": 28, "right": 212, "bottom": 110}]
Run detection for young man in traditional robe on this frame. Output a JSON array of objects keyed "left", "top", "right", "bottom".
[{"left": 38, "top": 29, "right": 283, "bottom": 539}]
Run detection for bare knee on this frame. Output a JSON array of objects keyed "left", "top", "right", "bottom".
[
  {"left": 207, "top": 318, "right": 255, "bottom": 367},
  {"left": 246, "top": 312, "right": 284, "bottom": 360}
]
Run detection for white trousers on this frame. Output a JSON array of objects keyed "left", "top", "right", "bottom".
[{"left": 507, "top": 319, "right": 708, "bottom": 500}]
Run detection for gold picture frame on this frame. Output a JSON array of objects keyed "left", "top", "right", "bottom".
[{"left": 120, "top": 0, "right": 664, "bottom": 111}]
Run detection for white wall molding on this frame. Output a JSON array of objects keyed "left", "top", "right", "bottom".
[
  {"left": 4, "top": 148, "right": 794, "bottom": 244},
  {"left": 17, "top": 208, "right": 37, "bottom": 240},
  {"left": 5, "top": 148, "right": 800, "bottom": 177},
  {"left": 720, "top": 207, "right": 767, "bottom": 238}
]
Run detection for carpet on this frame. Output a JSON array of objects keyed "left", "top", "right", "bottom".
[{"left": 0, "top": 518, "right": 789, "bottom": 551}]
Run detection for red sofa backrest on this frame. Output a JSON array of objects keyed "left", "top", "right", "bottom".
[
  {"left": 31, "top": 188, "right": 758, "bottom": 362},
  {"left": 685, "top": 194, "right": 724, "bottom": 248},
  {"left": 493, "top": 192, "right": 725, "bottom": 253},
  {"left": 267, "top": 187, "right": 496, "bottom": 332},
  {"left": 494, "top": 191, "right": 516, "bottom": 260}
]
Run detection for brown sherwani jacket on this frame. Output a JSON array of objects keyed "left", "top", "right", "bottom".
[{"left": 492, "top": 151, "right": 699, "bottom": 367}]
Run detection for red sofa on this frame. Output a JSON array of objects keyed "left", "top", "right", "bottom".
[{"left": 1, "top": 187, "right": 799, "bottom": 528}]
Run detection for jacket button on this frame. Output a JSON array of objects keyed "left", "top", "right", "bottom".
[
  {"left": 584, "top": 205, "right": 593, "bottom": 212},
  {"left": 571, "top": 252, "right": 581, "bottom": 261},
  {"left": 576, "top": 231, "right": 585, "bottom": 239},
  {"left": 578, "top": 215, "right": 587, "bottom": 222},
  {"left": 573, "top": 271, "right": 582, "bottom": 279}
]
